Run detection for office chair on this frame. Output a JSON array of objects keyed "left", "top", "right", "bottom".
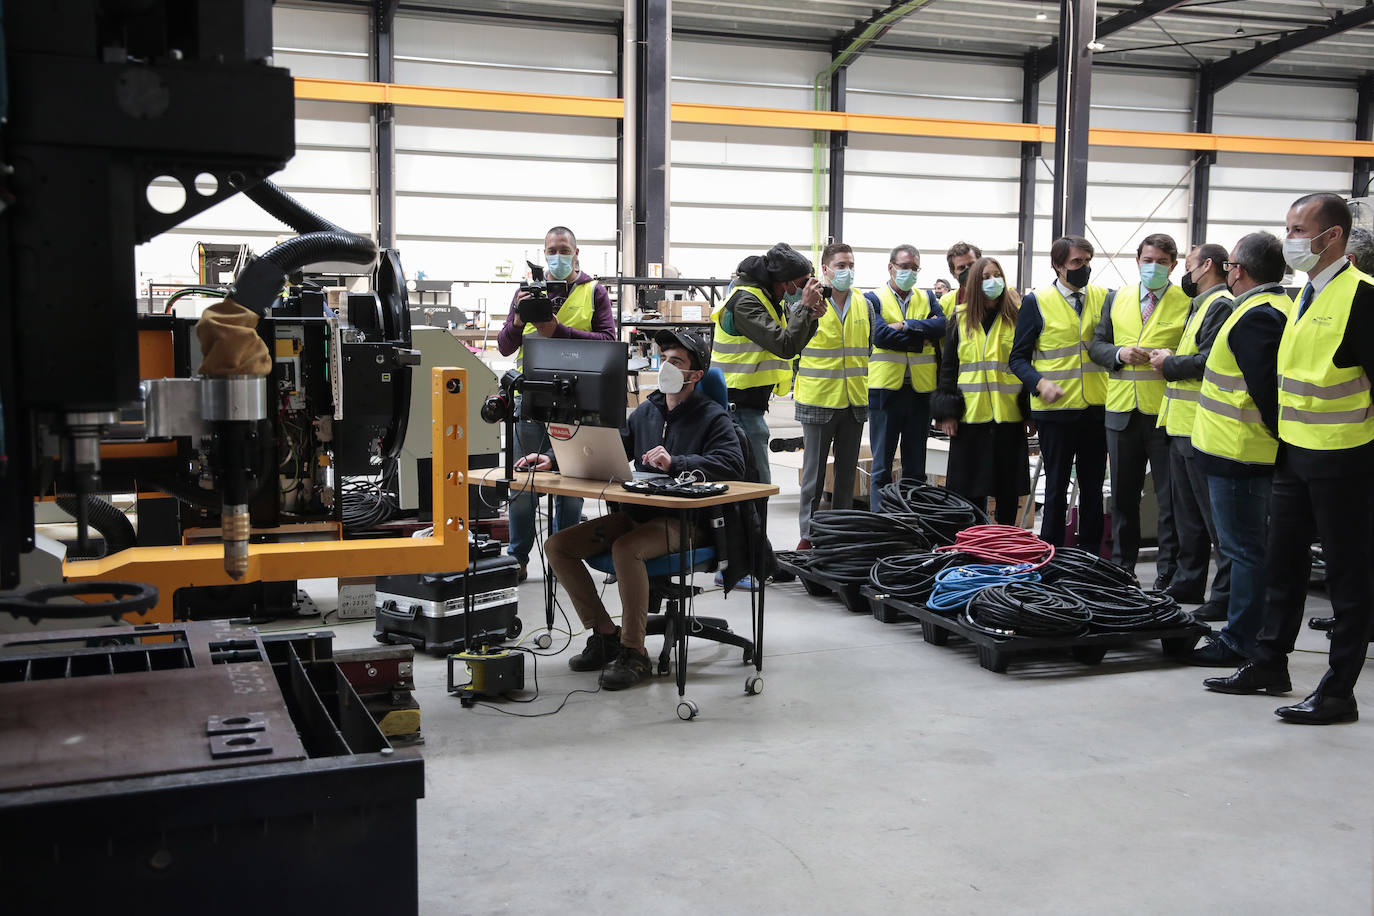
[{"left": 584, "top": 366, "right": 756, "bottom": 675}]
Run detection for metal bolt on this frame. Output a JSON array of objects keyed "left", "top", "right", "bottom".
[
  {"left": 446, "top": 379, "right": 463, "bottom": 394},
  {"left": 380, "top": 747, "right": 395, "bottom": 756},
  {"left": 375, "top": 353, "right": 385, "bottom": 364}
]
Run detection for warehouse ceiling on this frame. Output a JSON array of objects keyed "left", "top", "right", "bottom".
[{"left": 383, "top": 0, "right": 1374, "bottom": 82}]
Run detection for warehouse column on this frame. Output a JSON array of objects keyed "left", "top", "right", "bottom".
[
  {"left": 827, "top": 61, "right": 847, "bottom": 244},
  {"left": 634, "top": 0, "right": 671, "bottom": 299},
  {"left": 1189, "top": 65, "right": 1215, "bottom": 248},
  {"left": 373, "top": 0, "right": 398, "bottom": 248},
  {"left": 1355, "top": 73, "right": 1373, "bottom": 199},
  {"left": 1018, "top": 53, "right": 1041, "bottom": 289},
  {"left": 1051, "top": 0, "right": 1093, "bottom": 240}
]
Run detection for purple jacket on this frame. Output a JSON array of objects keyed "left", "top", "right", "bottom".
[{"left": 496, "top": 272, "right": 617, "bottom": 356}]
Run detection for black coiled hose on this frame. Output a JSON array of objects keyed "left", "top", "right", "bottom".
[
  {"left": 261, "top": 230, "right": 378, "bottom": 274},
  {"left": 1059, "top": 582, "right": 1191, "bottom": 630},
  {"left": 805, "top": 509, "right": 930, "bottom": 582},
  {"left": 877, "top": 481, "right": 989, "bottom": 546},
  {"left": 1040, "top": 546, "right": 1139, "bottom": 589},
  {"left": 962, "top": 582, "right": 1091, "bottom": 639},
  {"left": 868, "top": 551, "right": 981, "bottom": 602}
]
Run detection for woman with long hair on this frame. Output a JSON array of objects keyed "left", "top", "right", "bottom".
[{"left": 931, "top": 256, "right": 1032, "bottom": 524}]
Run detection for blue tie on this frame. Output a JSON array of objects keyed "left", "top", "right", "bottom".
[{"left": 1298, "top": 284, "right": 1314, "bottom": 318}]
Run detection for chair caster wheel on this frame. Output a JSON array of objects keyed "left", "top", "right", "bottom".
[
  {"left": 676, "top": 700, "right": 699, "bottom": 720},
  {"left": 532, "top": 632, "right": 552, "bottom": 649},
  {"left": 745, "top": 675, "right": 763, "bottom": 696}
]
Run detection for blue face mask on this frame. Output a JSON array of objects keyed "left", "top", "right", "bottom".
[
  {"left": 982, "top": 277, "right": 1005, "bottom": 299},
  {"left": 1139, "top": 261, "right": 1169, "bottom": 290},
  {"left": 546, "top": 253, "right": 574, "bottom": 280},
  {"left": 829, "top": 268, "right": 854, "bottom": 292},
  {"left": 893, "top": 268, "right": 918, "bottom": 291},
  {"left": 782, "top": 288, "right": 803, "bottom": 305}
]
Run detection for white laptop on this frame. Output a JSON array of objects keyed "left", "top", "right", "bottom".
[{"left": 546, "top": 423, "right": 666, "bottom": 483}]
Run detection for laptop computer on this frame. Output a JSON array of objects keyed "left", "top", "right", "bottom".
[{"left": 546, "top": 423, "right": 668, "bottom": 483}]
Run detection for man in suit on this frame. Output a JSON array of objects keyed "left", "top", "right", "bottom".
[
  {"left": 1206, "top": 193, "right": 1374, "bottom": 725},
  {"left": 1088, "top": 234, "right": 1191, "bottom": 587}
]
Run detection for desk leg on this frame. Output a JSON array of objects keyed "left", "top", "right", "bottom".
[
  {"left": 676, "top": 506, "right": 690, "bottom": 700},
  {"left": 544, "top": 493, "right": 556, "bottom": 634},
  {"left": 752, "top": 531, "right": 764, "bottom": 675}
]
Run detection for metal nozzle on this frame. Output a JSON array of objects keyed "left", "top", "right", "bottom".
[{"left": 222, "top": 503, "right": 251, "bottom": 580}]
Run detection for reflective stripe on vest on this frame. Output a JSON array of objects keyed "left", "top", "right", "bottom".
[
  {"left": 1192, "top": 289, "right": 1293, "bottom": 466},
  {"left": 955, "top": 308, "right": 1022, "bottom": 423},
  {"left": 867, "top": 286, "right": 937, "bottom": 392},
  {"left": 1158, "top": 288, "right": 1232, "bottom": 437},
  {"left": 1105, "top": 284, "right": 1191, "bottom": 416},
  {"left": 515, "top": 280, "right": 596, "bottom": 371},
  {"left": 1276, "top": 266, "right": 1374, "bottom": 450},
  {"left": 1029, "top": 284, "right": 1108, "bottom": 411},
  {"left": 710, "top": 285, "right": 794, "bottom": 395},
  {"left": 795, "top": 292, "right": 870, "bottom": 408}
]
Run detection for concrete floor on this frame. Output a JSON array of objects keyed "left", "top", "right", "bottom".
[{"left": 275, "top": 434, "right": 1374, "bottom": 916}]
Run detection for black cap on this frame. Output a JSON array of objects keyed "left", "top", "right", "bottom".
[
  {"left": 654, "top": 328, "right": 709, "bottom": 370},
  {"left": 763, "top": 242, "right": 813, "bottom": 284}
]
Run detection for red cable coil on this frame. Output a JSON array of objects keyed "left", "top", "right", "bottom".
[{"left": 936, "top": 524, "right": 1055, "bottom": 570}]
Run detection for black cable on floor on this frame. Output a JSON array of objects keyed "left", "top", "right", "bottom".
[
  {"left": 1040, "top": 546, "right": 1139, "bottom": 590},
  {"left": 1058, "top": 582, "right": 1191, "bottom": 631}
]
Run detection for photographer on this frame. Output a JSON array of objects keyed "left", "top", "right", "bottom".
[{"left": 497, "top": 226, "right": 617, "bottom": 580}]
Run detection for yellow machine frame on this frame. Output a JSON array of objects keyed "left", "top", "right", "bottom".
[{"left": 64, "top": 368, "right": 471, "bottom": 624}]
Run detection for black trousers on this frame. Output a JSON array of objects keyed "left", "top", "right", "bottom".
[
  {"left": 1037, "top": 409, "right": 1107, "bottom": 553},
  {"left": 1168, "top": 436, "right": 1230, "bottom": 603},
  {"left": 1253, "top": 455, "right": 1374, "bottom": 698},
  {"left": 1106, "top": 410, "right": 1176, "bottom": 577}
]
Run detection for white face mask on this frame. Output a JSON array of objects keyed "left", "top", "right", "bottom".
[
  {"left": 1283, "top": 229, "right": 1334, "bottom": 274},
  {"left": 829, "top": 268, "right": 855, "bottom": 292},
  {"left": 658, "top": 360, "right": 686, "bottom": 394}
]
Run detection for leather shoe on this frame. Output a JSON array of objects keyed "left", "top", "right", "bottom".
[
  {"left": 1152, "top": 573, "right": 1173, "bottom": 591},
  {"left": 1192, "top": 602, "right": 1228, "bottom": 622},
  {"left": 1185, "top": 637, "right": 1247, "bottom": 667},
  {"left": 1164, "top": 582, "right": 1205, "bottom": 604},
  {"left": 1308, "top": 616, "right": 1335, "bottom": 632},
  {"left": 1275, "top": 692, "right": 1358, "bottom": 725},
  {"left": 1204, "top": 660, "right": 1291, "bottom": 695}
]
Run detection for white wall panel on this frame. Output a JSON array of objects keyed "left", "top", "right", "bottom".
[{"left": 272, "top": 5, "right": 370, "bottom": 81}]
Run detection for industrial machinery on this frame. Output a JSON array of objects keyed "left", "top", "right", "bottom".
[{"left": 0, "top": 3, "right": 469, "bottom": 911}]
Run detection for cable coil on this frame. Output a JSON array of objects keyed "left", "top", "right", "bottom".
[
  {"left": 877, "top": 481, "right": 989, "bottom": 546},
  {"left": 961, "top": 582, "right": 1091, "bottom": 639},
  {"left": 804, "top": 510, "right": 930, "bottom": 582}
]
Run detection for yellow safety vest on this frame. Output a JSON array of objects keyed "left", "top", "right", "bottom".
[
  {"left": 1158, "top": 287, "right": 1233, "bottom": 437},
  {"left": 1191, "top": 289, "right": 1292, "bottom": 466},
  {"left": 1276, "top": 265, "right": 1374, "bottom": 451},
  {"left": 1029, "top": 283, "right": 1108, "bottom": 412},
  {"left": 515, "top": 280, "right": 596, "bottom": 371},
  {"left": 955, "top": 308, "right": 1022, "bottom": 424},
  {"left": 795, "top": 292, "right": 870, "bottom": 408},
  {"left": 710, "top": 285, "right": 794, "bottom": 396},
  {"left": 867, "top": 285, "right": 937, "bottom": 393},
  {"left": 939, "top": 289, "right": 958, "bottom": 315},
  {"left": 1105, "top": 284, "right": 1190, "bottom": 415}
]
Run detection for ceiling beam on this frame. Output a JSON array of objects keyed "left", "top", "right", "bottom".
[
  {"left": 1032, "top": 0, "right": 1190, "bottom": 78},
  {"left": 1208, "top": 2, "right": 1374, "bottom": 92}
]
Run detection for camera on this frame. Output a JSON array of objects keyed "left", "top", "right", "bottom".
[{"left": 516, "top": 261, "right": 567, "bottom": 325}]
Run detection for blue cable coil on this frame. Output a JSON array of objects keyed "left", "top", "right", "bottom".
[{"left": 926, "top": 563, "right": 1041, "bottom": 612}]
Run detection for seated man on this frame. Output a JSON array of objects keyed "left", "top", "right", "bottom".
[{"left": 530, "top": 330, "right": 745, "bottom": 690}]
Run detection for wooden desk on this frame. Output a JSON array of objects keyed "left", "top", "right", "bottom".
[{"left": 477, "top": 470, "right": 778, "bottom": 716}]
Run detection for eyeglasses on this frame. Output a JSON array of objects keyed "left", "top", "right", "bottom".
[{"left": 1221, "top": 260, "right": 1240, "bottom": 271}]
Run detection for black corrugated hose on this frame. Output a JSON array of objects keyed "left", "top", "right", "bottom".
[
  {"left": 877, "top": 480, "right": 989, "bottom": 546},
  {"left": 868, "top": 551, "right": 982, "bottom": 602},
  {"left": 804, "top": 509, "right": 930, "bottom": 582},
  {"left": 57, "top": 496, "right": 136, "bottom": 559},
  {"left": 961, "top": 582, "right": 1091, "bottom": 639}
]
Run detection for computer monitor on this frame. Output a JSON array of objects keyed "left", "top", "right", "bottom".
[{"left": 521, "top": 338, "right": 628, "bottom": 428}]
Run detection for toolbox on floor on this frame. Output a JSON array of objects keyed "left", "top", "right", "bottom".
[{"left": 375, "top": 552, "right": 522, "bottom": 655}]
